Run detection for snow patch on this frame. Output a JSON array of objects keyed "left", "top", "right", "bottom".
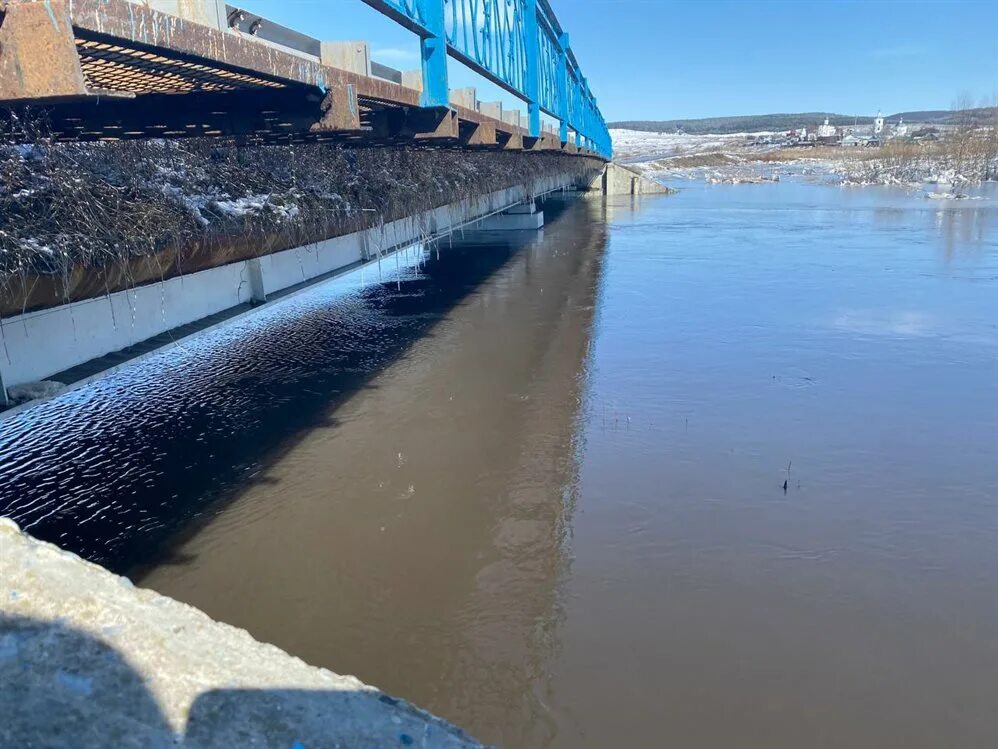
[{"left": 6, "top": 380, "right": 66, "bottom": 405}]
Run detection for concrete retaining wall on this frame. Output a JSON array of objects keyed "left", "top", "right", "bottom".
[
  {"left": 0, "top": 173, "right": 579, "bottom": 392},
  {"left": 0, "top": 519, "right": 482, "bottom": 748}
]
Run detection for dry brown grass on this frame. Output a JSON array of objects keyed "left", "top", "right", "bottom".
[
  {"left": 0, "top": 116, "right": 603, "bottom": 314},
  {"left": 751, "top": 146, "right": 869, "bottom": 163},
  {"left": 652, "top": 152, "right": 740, "bottom": 168},
  {"left": 848, "top": 133, "right": 998, "bottom": 183},
  {"left": 750, "top": 132, "right": 997, "bottom": 181}
]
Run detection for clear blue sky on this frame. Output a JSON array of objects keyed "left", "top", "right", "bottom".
[{"left": 245, "top": 0, "right": 997, "bottom": 122}]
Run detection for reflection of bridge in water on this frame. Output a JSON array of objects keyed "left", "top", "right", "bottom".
[{"left": 0, "top": 195, "right": 610, "bottom": 746}]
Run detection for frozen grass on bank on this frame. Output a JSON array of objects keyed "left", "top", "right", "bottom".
[{"left": 0, "top": 127, "right": 600, "bottom": 311}]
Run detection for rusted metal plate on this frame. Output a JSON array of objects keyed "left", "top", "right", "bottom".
[
  {"left": 499, "top": 131, "right": 524, "bottom": 151},
  {"left": 411, "top": 107, "right": 458, "bottom": 140},
  {"left": 354, "top": 76, "right": 420, "bottom": 108},
  {"left": 523, "top": 135, "right": 546, "bottom": 152},
  {"left": 311, "top": 82, "right": 360, "bottom": 132},
  {"left": 364, "top": 106, "right": 457, "bottom": 141},
  {"left": 0, "top": 0, "right": 89, "bottom": 101},
  {"left": 541, "top": 133, "right": 561, "bottom": 150},
  {"left": 460, "top": 121, "right": 497, "bottom": 148}
]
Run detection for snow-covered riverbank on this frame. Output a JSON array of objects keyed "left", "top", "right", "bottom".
[{"left": 612, "top": 127, "right": 998, "bottom": 189}]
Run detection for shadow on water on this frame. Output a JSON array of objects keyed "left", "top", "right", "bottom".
[
  {"left": 0, "top": 192, "right": 614, "bottom": 747},
  {"left": 130, "top": 195, "right": 611, "bottom": 747},
  {"left": 0, "top": 197, "right": 580, "bottom": 572},
  {"left": 0, "top": 613, "right": 469, "bottom": 748}
]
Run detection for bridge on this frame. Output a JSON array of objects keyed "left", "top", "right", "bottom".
[
  {"left": 0, "top": 0, "right": 664, "bottom": 410},
  {"left": 0, "top": 3, "right": 661, "bottom": 743},
  {"left": 0, "top": 0, "right": 610, "bottom": 156}
]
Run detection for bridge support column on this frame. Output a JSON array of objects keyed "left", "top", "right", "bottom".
[
  {"left": 475, "top": 203, "right": 544, "bottom": 231},
  {"left": 587, "top": 164, "right": 675, "bottom": 196}
]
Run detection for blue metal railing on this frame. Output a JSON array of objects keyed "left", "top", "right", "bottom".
[{"left": 360, "top": 0, "right": 612, "bottom": 157}]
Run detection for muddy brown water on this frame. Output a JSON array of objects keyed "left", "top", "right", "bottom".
[{"left": 2, "top": 184, "right": 997, "bottom": 747}]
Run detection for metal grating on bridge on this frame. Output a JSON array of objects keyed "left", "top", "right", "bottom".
[{"left": 75, "top": 38, "right": 287, "bottom": 95}]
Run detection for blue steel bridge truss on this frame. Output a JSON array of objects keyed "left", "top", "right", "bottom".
[{"left": 361, "top": 0, "right": 612, "bottom": 158}]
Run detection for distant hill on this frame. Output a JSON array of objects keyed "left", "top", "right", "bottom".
[{"left": 610, "top": 108, "right": 997, "bottom": 135}]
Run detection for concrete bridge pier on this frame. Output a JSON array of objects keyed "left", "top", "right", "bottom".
[
  {"left": 475, "top": 202, "right": 544, "bottom": 231},
  {"left": 592, "top": 163, "right": 674, "bottom": 196}
]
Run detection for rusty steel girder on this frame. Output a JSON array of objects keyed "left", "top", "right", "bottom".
[{"left": 0, "top": 0, "right": 90, "bottom": 102}]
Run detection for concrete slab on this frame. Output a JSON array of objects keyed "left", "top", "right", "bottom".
[
  {"left": 591, "top": 163, "right": 674, "bottom": 196},
  {"left": 131, "top": 1, "right": 227, "bottom": 31},
  {"left": 0, "top": 519, "right": 484, "bottom": 748},
  {"left": 448, "top": 87, "right": 476, "bottom": 109},
  {"left": 320, "top": 40, "right": 372, "bottom": 76},
  {"left": 478, "top": 102, "right": 502, "bottom": 120},
  {"left": 402, "top": 70, "right": 423, "bottom": 92},
  {"left": 475, "top": 210, "right": 544, "bottom": 231}
]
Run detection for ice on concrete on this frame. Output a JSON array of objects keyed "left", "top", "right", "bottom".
[
  {"left": 0, "top": 519, "right": 483, "bottom": 749},
  {"left": 6, "top": 380, "right": 66, "bottom": 405}
]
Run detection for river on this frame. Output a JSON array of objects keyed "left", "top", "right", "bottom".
[{"left": 1, "top": 181, "right": 996, "bottom": 747}]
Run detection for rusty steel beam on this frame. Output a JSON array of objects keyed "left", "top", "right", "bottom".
[
  {"left": 312, "top": 84, "right": 361, "bottom": 132},
  {"left": 0, "top": 0, "right": 90, "bottom": 102},
  {"left": 364, "top": 106, "right": 457, "bottom": 141}
]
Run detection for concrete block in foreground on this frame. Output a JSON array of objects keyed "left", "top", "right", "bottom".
[{"left": 0, "top": 519, "right": 484, "bottom": 749}]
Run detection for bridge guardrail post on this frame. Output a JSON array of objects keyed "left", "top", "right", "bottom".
[
  {"left": 524, "top": 0, "right": 541, "bottom": 139},
  {"left": 557, "top": 33, "right": 569, "bottom": 144},
  {"left": 419, "top": 0, "right": 449, "bottom": 108}
]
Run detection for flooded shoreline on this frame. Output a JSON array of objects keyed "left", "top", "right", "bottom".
[{"left": 2, "top": 182, "right": 997, "bottom": 747}]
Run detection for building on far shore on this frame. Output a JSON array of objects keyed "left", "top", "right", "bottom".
[
  {"left": 816, "top": 118, "right": 839, "bottom": 144},
  {"left": 783, "top": 111, "right": 914, "bottom": 149}
]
